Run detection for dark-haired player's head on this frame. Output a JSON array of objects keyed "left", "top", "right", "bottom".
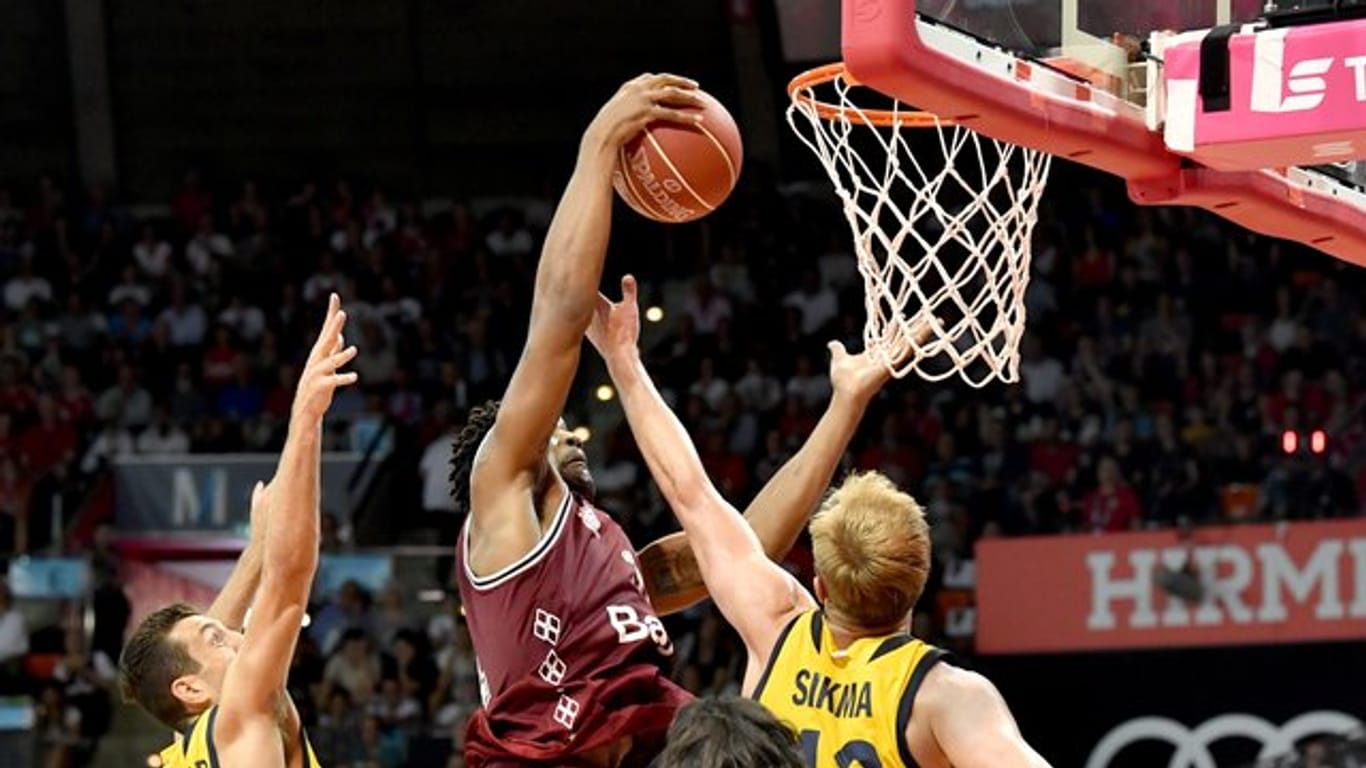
[
  {"left": 657, "top": 695, "right": 804, "bottom": 768},
  {"left": 119, "top": 603, "right": 243, "bottom": 730},
  {"left": 448, "top": 399, "right": 595, "bottom": 512}
]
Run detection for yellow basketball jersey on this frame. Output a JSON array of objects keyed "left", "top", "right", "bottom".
[
  {"left": 754, "top": 611, "right": 946, "bottom": 768},
  {"left": 157, "top": 705, "right": 324, "bottom": 768}
]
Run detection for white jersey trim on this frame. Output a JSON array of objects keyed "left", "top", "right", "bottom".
[{"left": 461, "top": 486, "right": 573, "bottom": 591}]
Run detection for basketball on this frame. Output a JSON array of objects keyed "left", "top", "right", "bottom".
[{"left": 612, "top": 88, "right": 743, "bottom": 224}]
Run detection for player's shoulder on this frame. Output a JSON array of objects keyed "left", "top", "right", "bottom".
[{"left": 915, "top": 661, "right": 1007, "bottom": 716}]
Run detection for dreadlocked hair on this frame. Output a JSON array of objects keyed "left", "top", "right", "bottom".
[{"left": 450, "top": 399, "right": 500, "bottom": 514}]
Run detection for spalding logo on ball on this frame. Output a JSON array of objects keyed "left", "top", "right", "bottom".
[{"left": 613, "top": 88, "right": 744, "bottom": 224}]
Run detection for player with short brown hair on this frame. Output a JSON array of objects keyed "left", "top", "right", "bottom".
[{"left": 120, "top": 295, "right": 357, "bottom": 768}]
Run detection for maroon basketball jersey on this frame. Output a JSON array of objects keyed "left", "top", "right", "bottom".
[{"left": 456, "top": 489, "right": 692, "bottom": 766}]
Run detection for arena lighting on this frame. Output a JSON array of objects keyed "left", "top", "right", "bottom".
[
  {"left": 571, "top": 426, "right": 591, "bottom": 444},
  {"left": 595, "top": 384, "right": 615, "bottom": 402},
  {"left": 146, "top": 754, "right": 163, "bottom": 768},
  {"left": 645, "top": 306, "right": 665, "bottom": 323},
  {"left": 1281, "top": 430, "right": 1298, "bottom": 454},
  {"left": 1310, "top": 429, "right": 1328, "bottom": 455},
  {"left": 300, "top": 612, "right": 311, "bottom": 629},
  {"left": 417, "top": 589, "right": 446, "bottom": 603}
]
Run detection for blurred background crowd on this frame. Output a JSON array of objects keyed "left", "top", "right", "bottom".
[{"left": 0, "top": 156, "right": 1361, "bottom": 765}]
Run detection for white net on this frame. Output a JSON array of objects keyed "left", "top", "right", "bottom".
[{"left": 787, "top": 68, "right": 1052, "bottom": 387}]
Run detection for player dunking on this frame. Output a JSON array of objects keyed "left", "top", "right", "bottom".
[
  {"left": 448, "top": 75, "right": 907, "bottom": 767},
  {"left": 119, "top": 295, "right": 357, "bottom": 768},
  {"left": 588, "top": 283, "right": 1051, "bottom": 768}
]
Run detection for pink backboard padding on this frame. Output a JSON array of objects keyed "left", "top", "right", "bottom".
[{"left": 1164, "top": 18, "right": 1366, "bottom": 171}]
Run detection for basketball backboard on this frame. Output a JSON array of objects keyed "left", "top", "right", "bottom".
[
  {"left": 915, "top": 0, "right": 1267, "bottom": 97},
  {"left": 798, "top": 0, "right": 1366, "bottom": 267}
]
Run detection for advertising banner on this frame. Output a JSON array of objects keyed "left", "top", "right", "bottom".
[
  {"left": 114, "top": 453, "right": 367, "bottom": 534},
  {"left": 977, "top": 518, "right": 1366, "bottom": 654}
]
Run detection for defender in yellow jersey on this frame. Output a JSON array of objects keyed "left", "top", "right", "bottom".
[
  {"left": 121, "top": 296, "right": 357, "bottom": 768},
  {"left": 755, "top": 611, "right": 946, "bottom": 766},
  {"left": 157, "top": 705, "right": 323, "bottom": 768},
  {"left": 590, "top": 295, "right": 1050, "bottom": 767}
]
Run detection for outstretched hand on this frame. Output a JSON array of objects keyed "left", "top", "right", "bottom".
[
  {"left": 587, "top": 275, "right": 642, "bottom": 365},
  {"left": 583, "top": 73, "right": 705, "bottom": 153},
  {"left": 293, "top": 293, "right": 360, "bottom": 423},
  {"left": 828, "top": 317, "right": 934, "bottom": 402}
]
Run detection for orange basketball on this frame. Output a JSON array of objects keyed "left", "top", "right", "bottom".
[{"left": 612, "top": 89, "right": 743, "bottom": 224}]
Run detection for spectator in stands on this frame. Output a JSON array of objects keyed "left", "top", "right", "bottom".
[
  {"left": 136, "top": 406, "right": 191, "bottom": 454},
  {"left": 682, "top": 275, "right": 733, "bottom": 336},
  {"left": 358, "top": 713, "right": 409, "bottom": 768},
  {"left": 79, "top": 420, "right": 135, "bottom": 475},
  {"left": 369, "top": 676, "right": 422, "bottom": 735},
  {"left": 371, "top": 584, "right": 414, "bottom": 650},
  {"left": 1081, "top": 457, "right": 1142, "bottom": 532},
  {"left": 185, "top": 213, "right": 234, "bottom": 277},
  {"left": 157, "top": 280, "right": 208, "bottom": 349},
  {"left": 0, "top": 456, "right": 31, "bottom": 554},
  {"left": 19, "top": 394, "right": 77, "bottom": 481},
  {"left": 55, "top": 294, "right": 106, "bottom": 357},
  {"left": 217, "top": 293, "right": 267, "bottom": 343},
  {"left": 1019, "top": 335, "right": 1066, "bottom": 405},
  {"left": 4, "top": 257, "right": 52, "bottom": 313},
  {"left": 312, "top": 582, "right": 369, "bottom": 656},
  {"left": 94, "top": 365, "right": 152, "bottom": 430},
  {"left": 323, "top": 628, "right": 382, "bottom": 707},
  {"left": 0, "top": 580, "right": 28, "bottom": 692},
  {"left": 483, "top": 209, "right": 534, "bottom": 258},
  {"left": 315, "top": 688, "right": 366, "bottom": 766},
  {"left": 0, "top": 582, "right": 22, "bottom": 655},
  {"left": 34, "top": 681, "right": 87, "bottom": 767},
  {"left": 106, "top": 266, "right": 152, "bottom": 309},
  {"left": 132, "top": 223, "right": 172, "bottom": 279},
  {"left": 785, "top": 353, "right": 831, "bottom": 408},
  {"left": 52, "top": 625, "right": 115, "bottom": 752},
  {"left": 782, "top": 267, "right": 838, "bottom": 336}
]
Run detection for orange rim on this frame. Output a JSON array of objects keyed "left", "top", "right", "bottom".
[{"left": 787, "top": 62, "right": 953, "bottom": 128}]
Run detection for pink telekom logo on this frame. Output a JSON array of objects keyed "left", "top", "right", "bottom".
[{"left": 1250, "top": 28, "right": 1366, "bottom": 113}]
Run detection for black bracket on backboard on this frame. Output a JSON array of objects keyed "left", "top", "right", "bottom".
[{"left": 1197, "top": 24, "right": 1240, "bottom": 113}]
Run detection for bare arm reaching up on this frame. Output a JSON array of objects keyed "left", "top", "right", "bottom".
[
  {"left": 588, "top": 277, "right": 816, "bottom": 670},
  {"left": 466, "top": 74, "right": 704, "bottom": 577},
  {"left": 204, "top": 481, "right": 270, "bottom": 631},
  {"left": 214, "top": 295, "right": 358, "bottom": 765},
  {"left": 641, "top": 334, "right": 919, "bottom": 616}
]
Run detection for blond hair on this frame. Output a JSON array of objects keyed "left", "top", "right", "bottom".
[{"left": 808, "top": 471, "right": 930, "bottom": 628}]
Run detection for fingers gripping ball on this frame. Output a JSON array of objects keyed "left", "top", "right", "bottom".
[{"left": 613, "top": 89, "right": 743, "bottom": 224}]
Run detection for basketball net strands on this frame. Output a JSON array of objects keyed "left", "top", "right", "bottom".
[
  {"left": 787, "top": 0, "right": 1366, "bottom": 388},
  {"left": 788, "top": 65, "right": 1051, "bottom": 387}
]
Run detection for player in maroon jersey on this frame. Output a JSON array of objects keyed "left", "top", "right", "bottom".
[{"left": 448, "top": 74, "right": 906, "bottom": 768}]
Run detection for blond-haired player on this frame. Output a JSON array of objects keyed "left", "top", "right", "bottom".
[{"left": 587, "top": 281, "right": 1049, "bottom": 767}]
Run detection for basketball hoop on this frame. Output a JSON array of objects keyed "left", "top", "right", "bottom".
[{"left": 787, "top": 64, "right": 1052, "bottom": 387}]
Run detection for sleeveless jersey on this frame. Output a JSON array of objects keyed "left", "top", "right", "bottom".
[
  {"left": 456, "top": 490, "right": 691, "bottom": 767},
  {"left": 754, "top": 611, "right": 946, "bottom": 768},
  {"left": 157, "top": 705, "right": 323, "bottom": 768}
]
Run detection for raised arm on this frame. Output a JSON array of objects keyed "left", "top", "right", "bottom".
[
  {"left": 204, "top": 481, "right": 270, "bottom": 630},
  {"left": 467, "top": 74, "right": 703, "bottom": 574},
  {"left": 589, "top": 277, "right": 815, "bottom": 658},
  {"left": 642, "top": 339, "right": 910, "bottom": 615},
  {"left": 217, "top": 295, "right": 357, "bottom": 747}
]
